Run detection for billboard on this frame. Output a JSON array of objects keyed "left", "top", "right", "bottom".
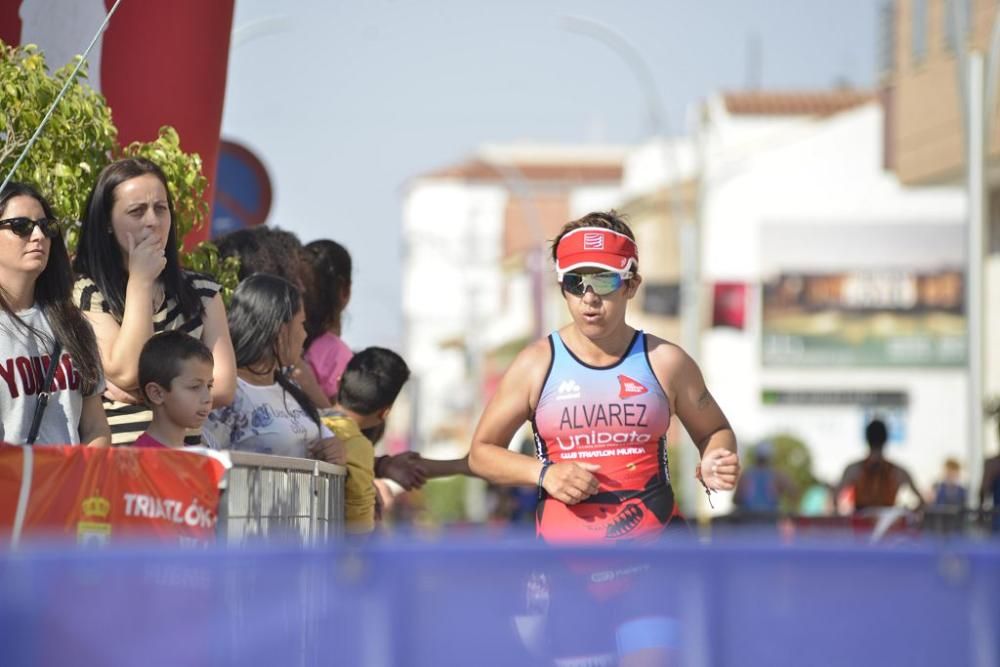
[
  {"left": 759, "top": 219, "right": 966, "bottom": 368},
  {"left": 762, "top": 269, "right": 965, "bottom": 366}
]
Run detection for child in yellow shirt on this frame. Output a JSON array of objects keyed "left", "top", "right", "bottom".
[{"left": 321, "top": 347, "right": 409, "bottom": 534}]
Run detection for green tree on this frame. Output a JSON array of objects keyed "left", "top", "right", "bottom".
[{"left": 0, "top": 41, "right": 238, "bottom": 297}]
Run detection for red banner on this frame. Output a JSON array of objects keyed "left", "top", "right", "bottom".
[
  {"left": 0, "top": 0, "right": 234, "bottom": 247},
  {"left": 0, "top": 444, "right": 230, "bottom": 545}
]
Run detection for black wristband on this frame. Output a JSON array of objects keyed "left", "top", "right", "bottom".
[{"left": 537, "top": 460, "right": 553, "bottom": 499}]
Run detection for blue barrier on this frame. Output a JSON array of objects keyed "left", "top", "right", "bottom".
[{"left": 1, "top": 532, "right": 997, "bottom": 666}]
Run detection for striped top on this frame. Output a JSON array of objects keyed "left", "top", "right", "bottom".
[{"left": 73, "top": 271, "right": 221, "bottom": 445}]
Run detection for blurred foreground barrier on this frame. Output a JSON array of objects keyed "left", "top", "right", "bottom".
[
  {"left": 0, "top": 535, "right": 996, "bottom": 667},
  {"left": 221, "top": 451, "right": 346, "bottom": 543}
]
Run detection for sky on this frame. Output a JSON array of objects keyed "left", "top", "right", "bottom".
[{"left": 220, "top": 0, "right": 880, "bottom": 350}]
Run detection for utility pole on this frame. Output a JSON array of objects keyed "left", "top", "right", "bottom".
[
  {"left": 563, "top": 16, "right": 705, "bottom": 516},
  {"left": 952, "top": 0, "right": 1000, "bottom": 506}
]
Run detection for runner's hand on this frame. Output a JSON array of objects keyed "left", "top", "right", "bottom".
[
  {"left": 542, "top": 462, "right": 600, "bottom": 505},
  {"left": 697, "top": 449, "right": 740, "bottom": 491},
  {"left": 310, "top": 436, "right": 347, "bottom": 466}
]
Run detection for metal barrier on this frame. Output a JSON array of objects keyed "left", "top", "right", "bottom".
[
  {"left": 219, "top": 452, "right": 346, "bottom": 544},
  {"left": 716, "top": 507, "right": 1000, "bottom": 540}
]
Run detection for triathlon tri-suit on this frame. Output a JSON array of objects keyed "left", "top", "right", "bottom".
[
  {"left": 532, "top": 329, "right": 679, "bottom": 542},
  {"left": 523, "top": 330, "right": 683, "bottom": 664}
]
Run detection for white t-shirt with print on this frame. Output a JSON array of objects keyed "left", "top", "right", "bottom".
[
  {"left": 202, "top": 377, "right": 331, "bottom": 458},
  {"left": 0, "top": 307, "right": 103, "bottom": 445}
]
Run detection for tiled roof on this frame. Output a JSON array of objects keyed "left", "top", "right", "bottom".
[
  {"left": 422, "top": 159, "right": 622, "bottom": 183},
  {"left": 722, "top": 90, "right": 876, "bottom": 116}
]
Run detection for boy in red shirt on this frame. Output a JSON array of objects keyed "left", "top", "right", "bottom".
[{"left": 134, "top": 331, "right": 215, "bottom": 449}]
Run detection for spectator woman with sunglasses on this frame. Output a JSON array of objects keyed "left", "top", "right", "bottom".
[
  {"left": 0, "top": 182, "right": 110, "bottom": 446},
  {"left": 72, "top": 158, "right": 236, "bottom": 445},
  {"left": 469, "top": 211, "right": 740, "bottom": 536}
]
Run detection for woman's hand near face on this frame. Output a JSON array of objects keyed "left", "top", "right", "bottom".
[
  {"left": 126, "top": 230, "right": 166, "bottom": 284},
  {"left": 103, "top": 378, "right": 139, "bottom": 404}
]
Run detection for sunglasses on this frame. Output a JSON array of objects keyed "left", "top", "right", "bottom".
[
  {"left": 560, "top": 271, "right": 633, "bottom": 297},
  {"left": 0, "top": 217, "right": 63, "bottom": 239}
]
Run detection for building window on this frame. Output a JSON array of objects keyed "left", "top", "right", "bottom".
[
  {"left": 642, "top": 283, "right": 681, "bottom": 317},
  {"left": 913, "top": 0, "right": 928, "bottom": 64},
  {"left": 880, "top": 1, "right": 895, "bottom": 73},
  {"left": 945, "top": 0, "right": 957, "bottom": 50},
  {"left": 944, "top": 0, "right": 974, "bottom": 52}
]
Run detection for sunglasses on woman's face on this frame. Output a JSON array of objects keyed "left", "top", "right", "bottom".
[
  {"left": 0, "top": 217, "right": 62, "bottom": 239},
  {"left": 560, "top": 271, "right": 633, "bottom": 297}
]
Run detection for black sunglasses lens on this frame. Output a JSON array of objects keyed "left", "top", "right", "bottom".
[
  {"left": 41, "top": 220, "right": 61, "bottom": 238},
  {"left": 7, "top": 218, "right": 59, "bottom": 237},
  {"left": 1, "top": 218, "right": 60, "bottom": 237},
  {"left": 8, "top": 218, "right": 34, "bottom": 236},
  {"left": 561, "top": 275, "right": 585, "bottom": 295}
]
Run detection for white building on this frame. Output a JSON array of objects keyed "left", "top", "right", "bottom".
[
  {"left": 401, "top": 144, "right": 626, "bottom": 466},
  {"left": 693, "top": 94, "right": 966, "bottom": 494}
]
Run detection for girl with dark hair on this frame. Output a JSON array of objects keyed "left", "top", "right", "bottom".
[
  {"left": 302, "top": 239, "right": 353, "bottom": 403},
  {"left": 72, "top": 157, "right": 236, "bottom": 445},
  {"left": 0, "top": 182, "right": 110, "bottom": 445},
  {"left": 202, "top": 273, "right": 343, "bottom": 460},
  {"left": 215, "top": 226, "right": 331, "bottom": 409}
]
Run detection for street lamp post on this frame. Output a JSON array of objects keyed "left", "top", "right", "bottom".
[
  {"left": 951, "top": 0, "right": 1000, "bottom": 506},
  {"left": 563, "top": 16, "right": 705, "bottom": 515},
  {"left": 478, "top": 154, "right": 547, "bottom": 341}
]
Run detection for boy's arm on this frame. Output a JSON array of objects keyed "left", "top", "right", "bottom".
[
  {"left": 374, "top": 452, "right": 428, "bottom": 490},
  {"left": 419, "top": 455, "right": 472, "bottom": 478}
]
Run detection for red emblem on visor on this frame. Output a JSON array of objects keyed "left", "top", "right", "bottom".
[
  {"left": 583, "top": 232, "right": 605, "bottom": 250},
  {"left": 617, "top": 375, "right": 648, "bottom": 399}
]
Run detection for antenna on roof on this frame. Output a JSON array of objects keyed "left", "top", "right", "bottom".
[{"left": 745, "top": 32, "right": 762, "bottom": 90}]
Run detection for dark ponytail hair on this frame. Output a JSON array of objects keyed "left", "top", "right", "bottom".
[
  {"left": 0, "top": 182, "right": 102, "bottom": 394},
  {"left": 303, "top": 239, "right": 351, "bottom": 346},
  {"left": 226, "top": 273, "right": 319, "bottom": 427},
  {"left": 73, "top": 157, "right": 202, "bottom": 324}
]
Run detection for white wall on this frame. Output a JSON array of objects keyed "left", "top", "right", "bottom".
[
  {"left": 697, "top": 102, "right": 968, "bottom": 493},
  {"left": 402, "top": 179, "right": 508, "bottom": 446}
]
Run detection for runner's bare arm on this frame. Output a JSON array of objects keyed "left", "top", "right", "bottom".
[
  {"left": 468, "top": 340, "right": 600, "bottom": 503},
  {"left": 648, "top": 337, "right": 739, "bottom": 491},
  {"left": 901, "top": 469, "right": 927, "bottom": 510}
]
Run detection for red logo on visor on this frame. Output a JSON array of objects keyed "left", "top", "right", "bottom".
[
  {"left": 583, "top": 232, "right": 605, "bottom": 250},
  {"left": 617, "top": 375, "right": 648, "bottom": 399}
]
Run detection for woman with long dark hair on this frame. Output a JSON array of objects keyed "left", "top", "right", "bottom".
[
  {"left": 72, "top": 157, "right": 236, "bottom": 445},
  {"left": 202, "top": 273, "right": 343, "bottom": 460},
  {"left": 0, "top": 182, "right": 109, "bottom": 445}
]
